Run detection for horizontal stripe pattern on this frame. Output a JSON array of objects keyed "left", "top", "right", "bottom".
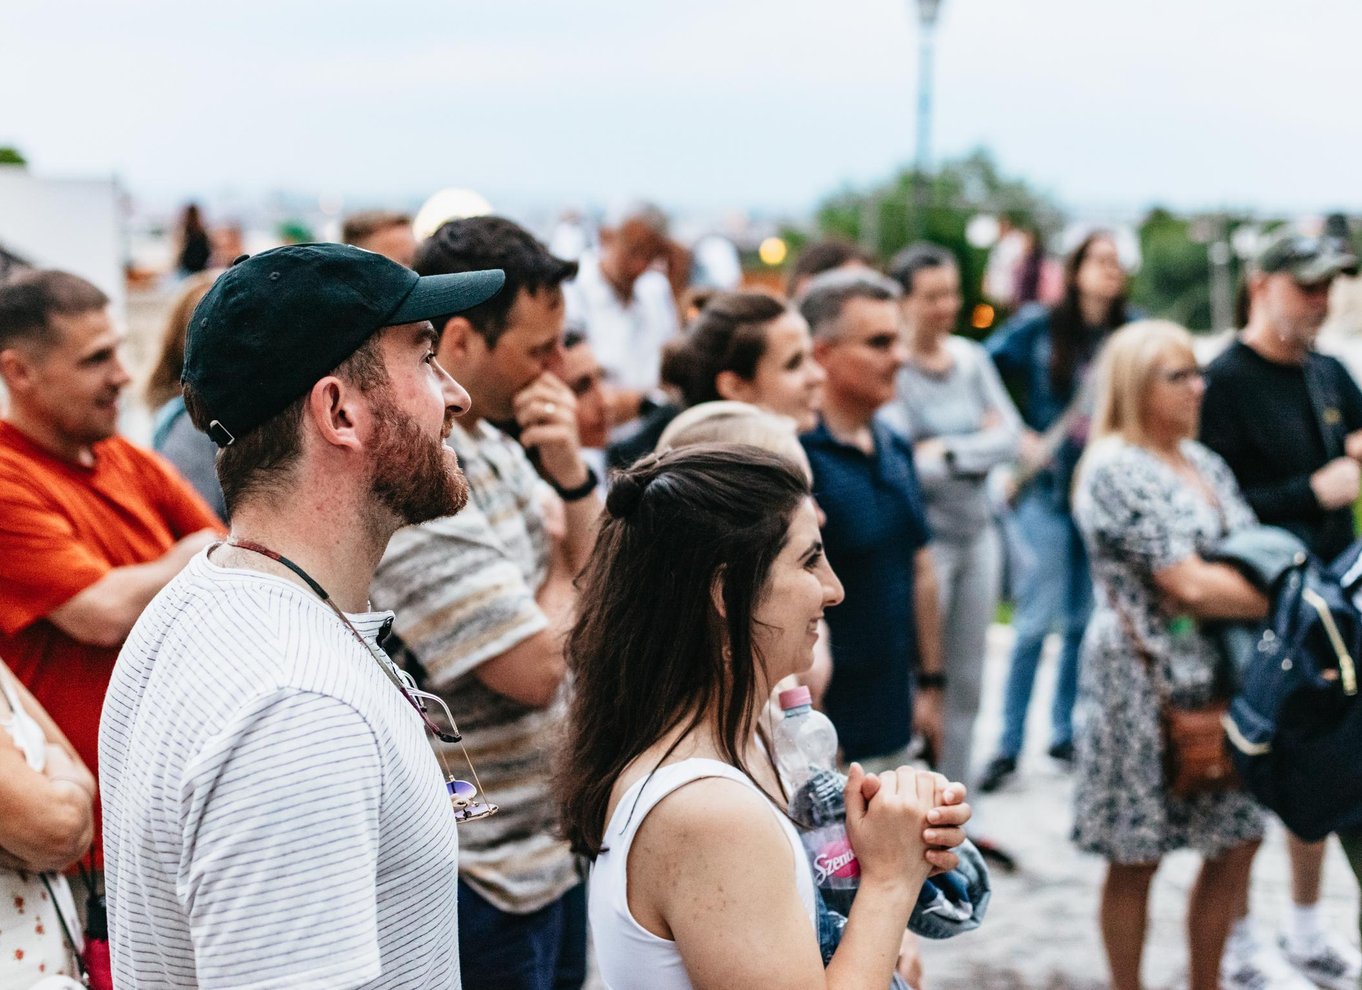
[
  {"left": 100, "top": 552, "right": 460, "bottom": 989},
  {"left": 374, "top": 420, "right": 577, "bottom": 914}
]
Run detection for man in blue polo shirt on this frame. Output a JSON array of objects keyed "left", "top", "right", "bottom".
[{"left": 799, "top": 270, "right": 944, "bottom": 770}]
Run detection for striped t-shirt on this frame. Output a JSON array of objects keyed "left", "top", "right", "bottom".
[
  {"left": 99, "top": 551, "right": 460, "bottom": 990},
  {"left": 374, "top": 419, "right": 578, "bottom": 915}
]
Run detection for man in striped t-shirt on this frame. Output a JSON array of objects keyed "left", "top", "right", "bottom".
[
  {"left": 99, "top": 245, "right": 504, "bottom": 989},
  {"left": 373, "top": 217, "right": 601, "bottom": 989}
]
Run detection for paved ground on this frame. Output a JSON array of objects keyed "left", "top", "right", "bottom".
[{"left": 917, "top": 625, "right": 1359, "bottom": 990}]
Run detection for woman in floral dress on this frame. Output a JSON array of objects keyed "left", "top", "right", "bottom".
[{"left": 1071, "top": 320, "right": 1267, "bottom": 990}]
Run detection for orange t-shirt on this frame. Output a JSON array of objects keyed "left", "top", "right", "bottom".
[{"left": 0, "top": 421, "right": 222, "bottom": 865}]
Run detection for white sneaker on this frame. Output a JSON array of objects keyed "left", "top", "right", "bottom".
[
  {"left": 1221, "top": 931, "right": 1318, "bottom": 990},
  {"left": 1280, "top": 932, "right": 1362, "bottom": 990}
]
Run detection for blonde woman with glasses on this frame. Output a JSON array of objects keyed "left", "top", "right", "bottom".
[{"left": 1071, "top": 320, "right": 1268, "bottom": 990}]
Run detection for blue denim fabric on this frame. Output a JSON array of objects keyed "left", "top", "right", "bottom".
[
  {"left": 814, "top": 888, "right": 910, "bottom": 989},
  {"left": 814, "top": 842, "right": 991, "bottom": 985},
  {"left": 997, "top": 488, "right": 1092, "bottom": 759},
  {"left": 985, "top": 305, "right": 1068, "bottom": 433},
  {"left": 457, "top": 879, "right": 587, "bottom": 990}
]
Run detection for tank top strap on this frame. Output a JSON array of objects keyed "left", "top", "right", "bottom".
[
  {"left": 607, "top": 757, "right": 779, "bottom": 848},
  {"left": 0, "top": 667, "right": 48, "bottom": 771}
]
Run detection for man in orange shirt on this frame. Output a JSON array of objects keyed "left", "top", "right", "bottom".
[{"left": 0, "top": 270, "right": 221, "bottom": 864}]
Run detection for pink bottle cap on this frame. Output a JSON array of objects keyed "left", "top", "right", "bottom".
[{"left": 778, "top": 686, "right": 813, "bottom": 710}]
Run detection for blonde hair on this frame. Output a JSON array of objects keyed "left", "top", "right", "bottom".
[
  {"left": 656, "top": 401, "right": 809, "bottom": 477},
  {"left": 1089, "top": 319, "right": 1197, "bottom": 448},
  {"left": 144, "top": 271, "right": 218, "bottom": 410}
]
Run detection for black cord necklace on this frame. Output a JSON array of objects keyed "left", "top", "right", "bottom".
[{"left": 217, "top": 539, "right": 499, "bottom": 823}]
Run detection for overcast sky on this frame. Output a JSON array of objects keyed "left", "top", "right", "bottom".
[{"left": 2, "top": 0, "right": 1357, "bottom": 220}]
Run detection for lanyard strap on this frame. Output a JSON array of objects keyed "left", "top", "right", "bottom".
[{"left": 222, "top": 539, "right": 457, "bottom": 741}]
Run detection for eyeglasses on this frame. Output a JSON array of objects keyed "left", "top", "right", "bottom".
[
  {"left": 219, "top": 538, "right": 499, "bottom": 826},
  {"left": 398, "top": 670, "right": 500, "bottom": 824},
  {"left": 1160, "top": 365, "right": 1204, "bottom": 386}
]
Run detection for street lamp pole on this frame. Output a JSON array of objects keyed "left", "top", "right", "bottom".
[{"left": 913, "top": 0, "right": 942, "bottom": 237}]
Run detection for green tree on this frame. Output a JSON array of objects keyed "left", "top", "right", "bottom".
[
  {"left": 795, "top": 148, "right": 1063, "bottom": 337},
  {"left": 1129, "top": 209, "right": 1211, "bottom": 329},
  {"left": 0, "top": 147, "right": 27, "bottom": 166}
]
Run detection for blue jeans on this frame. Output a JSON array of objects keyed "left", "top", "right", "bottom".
[
  {"left": 457, "top": 879, "right": 587, "bottom": 990},
  {"left": 997, "top": 490, "right": 1092, "bottom": 759}
]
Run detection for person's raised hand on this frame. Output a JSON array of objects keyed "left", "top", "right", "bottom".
[
  {"left": 922, "top": 772, "right": 970, "bottom": 874},
  {"left": 844, "top": 764, "right": 934, "bottom": 893},
  {"left": 513, "top": 373, "right": 588, "bottom": 490},
  {"left": 1311, "top": 456, "right": 1362, "bottom": 510}
]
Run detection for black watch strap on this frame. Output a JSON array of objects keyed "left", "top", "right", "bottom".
[
  {"left": 917, "top": 671, "right": 947, "bottom": 690},
  {"left": 549, "top": 466, "right": 599, "bottom": 503}
]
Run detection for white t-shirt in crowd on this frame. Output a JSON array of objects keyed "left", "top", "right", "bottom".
[
  {"left": 99, "top": 551, "right": 460, "bottom": 990},
  {"left": 563, "top": 250, "right": 679, "bottom": 395}
]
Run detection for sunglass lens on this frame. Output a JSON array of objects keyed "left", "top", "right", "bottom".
[{"left": 447, "top": 779, "right": 499, "bottom": 824}]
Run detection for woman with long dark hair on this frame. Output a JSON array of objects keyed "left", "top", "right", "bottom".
[
  {"left": 559, "top": 445, "right": 969, "bottom": 989},
  {"left": 609, "top": 292, "right": 825, "bottom": 467},
  {"left": 978, "top": 231, "right": 1132, "bottom": 793}
]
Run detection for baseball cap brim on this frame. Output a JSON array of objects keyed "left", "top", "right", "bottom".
[
  {"left": 388, "top": 268, "right": 506, "bottom": 325},
  {"left": 1295, "top": 251, "right": 1360, "bottom": 284}
]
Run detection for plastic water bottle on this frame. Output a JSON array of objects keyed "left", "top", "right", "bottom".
[{"left": 775, "top": 686, "right": 860, "bottom": 914}]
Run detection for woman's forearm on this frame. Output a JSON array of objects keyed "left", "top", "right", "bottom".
[{"left": 824, "top": 876, "right": 919, "bottom": 989}]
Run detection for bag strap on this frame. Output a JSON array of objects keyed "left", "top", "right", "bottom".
[
  {"left": 1302, "top": 354, "right": 1344, "bottom": 460},
  {"left": 1100, "top": 580, "right": 1176, "bottom": 714},
  {"left": 38, "top": 873, "right": 90, "bottom": 986}
]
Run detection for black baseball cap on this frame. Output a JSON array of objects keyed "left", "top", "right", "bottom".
[
  {"left": 183, "top": 243, "right": 504, "bottom": 446},
  {"left": 1256, "top": 231, "right": 1359, "bottom": 285}
]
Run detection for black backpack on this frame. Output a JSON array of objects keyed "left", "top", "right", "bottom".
[{"left": 1216, "top": 529, "right": 1362, "bottom": 842}]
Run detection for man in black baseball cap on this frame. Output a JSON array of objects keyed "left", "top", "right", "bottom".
[
  {"left": 101, "top": 242, "right": 504, "bottom": 989},
  {"left": 1202, "top": 227, "right": 1362, "bottom": 990}
]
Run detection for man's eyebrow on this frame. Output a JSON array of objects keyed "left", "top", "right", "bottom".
[{"left": 417, "top": 324, "right": 440, "bottom": 348}]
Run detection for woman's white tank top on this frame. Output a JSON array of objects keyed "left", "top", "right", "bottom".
[
  {"left": 0, "top": 669, "right": 46, "bottom": 770},
  {"left": 588, "top": 757, "right": 817, "bottom": 990}
]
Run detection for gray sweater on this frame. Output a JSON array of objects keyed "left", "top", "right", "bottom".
[{"left": 879, "top": 335, "right": 1020, "bottom": 542}]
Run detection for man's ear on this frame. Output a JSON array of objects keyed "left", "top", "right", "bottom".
[
  {"left": 437, "top": 315, "right": 477, "bottom": 368},
  {"left": 0, "top": 348, "right": 29, "bottom": 393},
  {"left": 811, "top": 336, "right": 836, "bottom": 364},
  {"left": 305, "top": 375, "right": 364, "bottom": 453}
]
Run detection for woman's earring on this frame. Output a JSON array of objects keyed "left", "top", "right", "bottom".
[{"left": 722, "top": 644, "right": 733, "bottom": 662}]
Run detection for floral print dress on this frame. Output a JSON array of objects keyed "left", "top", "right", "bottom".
[
  {"left": 1070, "top": 437, "right": 1264, "bottom": 864},
  {"left": 0, "top": 669, "right": 81, "bottom": 989}
]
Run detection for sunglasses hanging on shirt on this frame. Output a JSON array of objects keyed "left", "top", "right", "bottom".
[{"left": 222, "top": 540, "right": 499, "bottom": 824}]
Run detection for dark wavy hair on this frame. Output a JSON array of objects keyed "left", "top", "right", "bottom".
[
  {"left": 557, "top": 443, "right": 809, "bottom": 857},
  {"left": 660, "top": 291, "right": 789, "bottom": 407},
  {"left": 1048, "top": 231, "right": 1130, "bottom": 395},
  {"left": 415, "top": 215, "right": 578, "bottom": 348}
]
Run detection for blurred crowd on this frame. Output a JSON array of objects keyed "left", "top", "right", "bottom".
[{"left": 1, "top": 197, "right": 1361, "bottom": 990}]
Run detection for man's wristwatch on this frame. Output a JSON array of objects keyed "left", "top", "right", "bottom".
[
  {"left": 549, "top": 466, "right": 599, "bottom": 503},
  {"left": 917, "top": 671, "right": 948, "bottom": 690}
]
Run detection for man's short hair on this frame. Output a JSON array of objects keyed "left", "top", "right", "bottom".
[
  {"left": 787, "top": 239, "right": 874, "bottom": 296},
  {"left": 182, "top": 334, "right": 387, "bottom": 517},
  {"left": 887, "top": 243, "right": 957, "bottom": 296},
  {"left": 0, "top": 270, "right": 109, "bottom": 352},
  {"left": 602, "top": 200, "right": 669, "bottom": 235},
  {"left": 414, "top": 216, "right": 578, "bottom": 348},
  {"left": 341, "top": 210, "right": 412, "bottom": 246},
  {"left": 798, "top": 269, "right": 901, "bottom": 340}
]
